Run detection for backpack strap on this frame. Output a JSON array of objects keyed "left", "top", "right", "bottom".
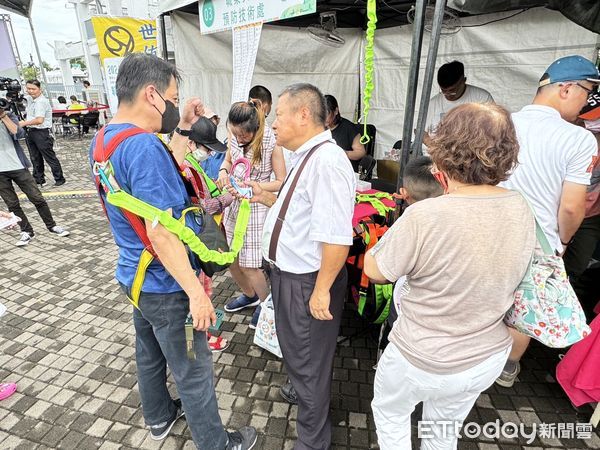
[{"left": 184, "top": 153, "right": 222, "bottom": 198}]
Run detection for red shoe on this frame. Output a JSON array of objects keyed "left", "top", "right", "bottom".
[
  {"left": 0, "top": 383, "right": 17, "bottom": 400},
  {"left": 207, "top": 333, "right": 229, "bottom": 353}
]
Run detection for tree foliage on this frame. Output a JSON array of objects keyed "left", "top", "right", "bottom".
[
  {"left": 20, "top": 63, "right": 39, "bottom": 81},
  {"left": 70, "top": 57, "right": 87, "bottom": 70}
]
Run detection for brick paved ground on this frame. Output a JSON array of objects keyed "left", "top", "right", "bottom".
[{"left": 0, "top": 134, "right": 598, "bottom": 449}]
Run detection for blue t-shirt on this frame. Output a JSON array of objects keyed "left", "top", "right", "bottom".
[
  {"left": 200, "top": 151, "right": 225, "bottom": 180},
  {"left": 90, "top": 123, "right": 200, "bottom": 293}
]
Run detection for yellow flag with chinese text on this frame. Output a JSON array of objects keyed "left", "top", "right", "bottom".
[{"left": 91, "top": 16, "right": 157, "bottom": 64}]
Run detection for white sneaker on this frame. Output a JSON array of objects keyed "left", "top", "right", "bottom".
[
  {"left": 15, "top": 232, "right": 33, "bottom": 247},
  {"left": 50, "top": 226, "right": 70, "bottom": 237}
]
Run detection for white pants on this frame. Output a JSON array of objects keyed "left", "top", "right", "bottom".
[{"left": 372, "top": 344, "right": 510, "bottom": 450}]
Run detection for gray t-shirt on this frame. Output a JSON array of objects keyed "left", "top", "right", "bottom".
[
  {"left": 371, "top": 191, "right": 535, "bottom": 374},
  {"left": 0, "top": 123, "right": 24, "bottom": 172},
  {"left": 25, "top": 95, "right": 52, "bottom": 129}
]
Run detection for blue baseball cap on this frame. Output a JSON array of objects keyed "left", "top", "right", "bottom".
[{"left": 539, "top": 55, "right": 600, "bottom": 87}]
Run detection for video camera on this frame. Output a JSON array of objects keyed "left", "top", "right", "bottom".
[{"left": 0, "top": 77, "right": 25, "bottom": 119}]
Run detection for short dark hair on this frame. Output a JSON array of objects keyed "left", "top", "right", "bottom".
[
  {"left": 83, "top": 80, "right": 90, "bottom": 87},
  {"left": 437, "top": 61, "right": 465, "bottom": 88},
  {"left": 428, "top": 103, "right": 519, "bottom": 186},
  {"left": 57, "top": 96, "right": 67, "bottom": 104},
  {"left": 324, "top": 94, "right": 341, "bottom": 126},
  {"left": 248, "top": 85, "right": 272, "bottom": 106},
  {"left": 403, "top": 156, "right": 444, "bottom": 202},
  {"left": 279, "top": 83, "right": 327, "bottom": 127},
  {"left": 69, "top": 95, "right": 78, "bottom": 102},
  {"left": 115, "top": 53, "right": 180, "bottom": 105},
  {"left": 26, "top": 79, "right": 41, "bottom": 88}
]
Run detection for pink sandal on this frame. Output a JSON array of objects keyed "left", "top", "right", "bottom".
[
  {"left": 0, "top": 383, "right": 17, "bottom": 401},
  {"left": 207, "top": 333, "right": 229, "bottom": 353}
]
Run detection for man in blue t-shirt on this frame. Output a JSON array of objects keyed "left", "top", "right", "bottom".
[{"left": 90, "top": 54, "right": 256, "bottom": 450}]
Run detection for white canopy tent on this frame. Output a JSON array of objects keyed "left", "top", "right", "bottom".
[{"left": 165, "top": 6, "right": 598, "bottom": 158}]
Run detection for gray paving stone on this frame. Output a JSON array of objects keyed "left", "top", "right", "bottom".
[
  {"left": 58, "top": 429, "right": 87, "bottom": 450},
  {"left": 87, "top": 417, "right": 114, "bottom": 438}
]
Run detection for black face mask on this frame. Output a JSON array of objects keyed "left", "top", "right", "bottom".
[{"left": 154, "top": 90, "right": 180, "bottom": 134}]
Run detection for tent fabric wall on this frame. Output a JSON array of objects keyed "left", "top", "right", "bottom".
[
  {"left": 171, "top": 8, "right": 597, "bottom": 158},
  {"left": 366, "top": 8, "right": 598, "bottom": 158},
  {"left": 171, "top": 11, "right": 363, "bottom": 140}
]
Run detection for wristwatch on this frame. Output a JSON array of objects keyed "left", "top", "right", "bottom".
[{"left": 175, "top": 127, "right": 191, "bottom": 136}]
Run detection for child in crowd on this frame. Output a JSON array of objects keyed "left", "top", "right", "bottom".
[
  {"left": 184, "top": 118, "right": 235, "bottom": 352},
  {"left": 198, "top": 107, "right": 226, "bottom": 180},
  {"left": 387, "top": 156, "right": 444, "bottom": 325}
]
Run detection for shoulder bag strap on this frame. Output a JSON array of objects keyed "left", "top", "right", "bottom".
[
  {"left": 517, "top": 191, "right": 554, "bottom": 255},
  {"left": 268, "top": 140, "right": 329, "bottom": 263}
]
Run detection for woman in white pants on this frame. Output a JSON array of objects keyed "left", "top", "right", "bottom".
[{"left": 365, "top": 103, "right": 536, "bottom": 450}]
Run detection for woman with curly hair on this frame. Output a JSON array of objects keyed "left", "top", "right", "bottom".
[{"left": 365, "top": 103, "right": 537, "bottom": 450}]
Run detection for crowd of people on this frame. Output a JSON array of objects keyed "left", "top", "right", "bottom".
[{"left": 1, "top": 50, "right": 599, "bottom": 450}]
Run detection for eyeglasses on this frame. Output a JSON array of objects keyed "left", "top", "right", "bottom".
[
  {"left": 576, "top": 83, "right": 596, "bottom": 95},
  {"left": 565, "top": 82, "right": 597, "bottom": 97}
]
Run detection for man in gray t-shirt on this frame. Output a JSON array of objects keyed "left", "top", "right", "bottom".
[
  {"left": 0, "top": 108, "right": 69, "bottom": 246},
  {"left": 20, "top": 79, "right": 66, "bottom": 187}
]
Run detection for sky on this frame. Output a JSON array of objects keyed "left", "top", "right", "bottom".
[{"left": 6, "top": 0, "right": 82, "bottom": 68}]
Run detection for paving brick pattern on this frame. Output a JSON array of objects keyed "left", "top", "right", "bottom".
[{"left": 0, "top": 136, "right": 598, "bottom": 449}]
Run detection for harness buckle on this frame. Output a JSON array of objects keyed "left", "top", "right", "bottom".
[{"left": 93, "top": 161, "right": 121, "bottom": 194}]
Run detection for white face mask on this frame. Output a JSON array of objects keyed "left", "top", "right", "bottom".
[
  {"left": 584, "top": 118, "right": 600, "bottom": 133},
  {"left": 192, "top": 147, "right": 209, "bottom": 162}
]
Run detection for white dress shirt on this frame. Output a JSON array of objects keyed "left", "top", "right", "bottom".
[
  {"left": 25, "top": 95, "right": 52, "bottom": 129},
  {"left": 262, "top": 130, "right": 356, "bottom": 274}
]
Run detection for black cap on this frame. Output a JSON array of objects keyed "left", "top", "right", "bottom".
[{"left": 189, "top": 117, "right": 227, "bottom": 153}]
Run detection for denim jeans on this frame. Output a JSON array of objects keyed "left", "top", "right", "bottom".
[{"left": 121, "top": 284, "right": 228, "bottom": 449}]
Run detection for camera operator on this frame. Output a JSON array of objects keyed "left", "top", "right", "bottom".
[
  {"left": 19, "top": 80, "right": 66, "bottom": 188},
  {"left": 0, "top": 106, "right": 70, "bottom": 246}
]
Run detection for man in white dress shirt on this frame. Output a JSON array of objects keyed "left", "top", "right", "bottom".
[
  {"left": 245, "top": 83, "right": 356, "bottom": 450},
  {"left": 20, "top": 80, "right": 66, "bottom": 187},
  {"left": 496, "top": 54, "right": 599, "bottom": 388}
]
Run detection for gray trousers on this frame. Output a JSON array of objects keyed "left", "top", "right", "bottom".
[{"left": 270, "top": 265, "right": 347, "bottom": 450}]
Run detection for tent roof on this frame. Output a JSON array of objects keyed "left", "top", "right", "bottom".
[
  {"left": 159, "top": 0, "right": 600, "bottom": 34},
  {"left": 0, "top": 0, "right": 31, "bottom": 17}
]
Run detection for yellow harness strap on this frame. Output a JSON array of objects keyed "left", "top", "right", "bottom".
[{"left": 129, "top": 249, "right": 155, "bottom": 309}]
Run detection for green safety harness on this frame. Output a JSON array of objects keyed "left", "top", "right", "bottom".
[
  {"left": 349, "top": 192, "right": 394, "bottom": 324},
  {"left": 360, "top": 0, "right": 377, "bottom": 145},
  {"left": 92, "top": 126, "right": 250, "bottom": 309}
]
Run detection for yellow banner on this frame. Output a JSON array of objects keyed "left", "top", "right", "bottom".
[{"left": 91, "top": 16, "right": 157, "bottom": 64}]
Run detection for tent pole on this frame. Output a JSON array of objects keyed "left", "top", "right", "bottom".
[
  {"left": 413, "top": 0, "right": 447, "bottom": 154},
  {"left": 5, "top": 15, "right": 23, "bottom": 72},
  {"left": 160, "top": 13, "right": 169, "bottom": 60},
  {"left": 27, "top": 15, "right": 52, "bottom": 101},
  {"left": 397, "top": 0, "right": 426, "bottom": 192}
]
